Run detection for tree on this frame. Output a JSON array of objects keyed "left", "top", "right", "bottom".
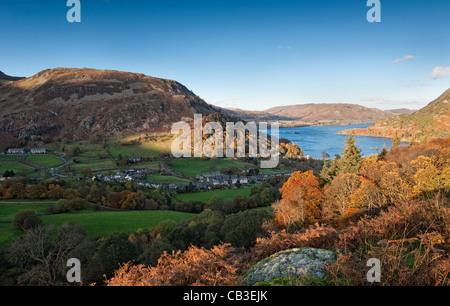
[
  {"left": 274, "top": 171, "right": 323, "bottom": 230},
  {"left": 392, "top": 134, "right": 402, "bottom": 148},
  {"left": 323, "top": 173, "right": 362, "bottom": 219},
  {"left": 6, "top": 223, "right": 90, "bottom": 286},
  {"left": 378, "top": 144, "right": 388, "bottom": 161},
  {"left": 340, "top": 136, "right": 362, "bottom": 174},
  {"left": 220, "top": 210, "right": 270, "bottom": 248},
  {"left": 89, "top": 232, "right": 139, "bottom": 282},
  {"left": 12, "top": 210, "right": 41, "bottom": 230},
  {"left": 320, "top": 154, "right": 341, "bottom": 183}
]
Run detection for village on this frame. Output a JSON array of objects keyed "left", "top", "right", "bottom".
[
  {"left": 1, "top": 147, "right": 292, "bottom": 194},
  {"left": 96, "top": 168, "right": 292, "bottom": 192}
]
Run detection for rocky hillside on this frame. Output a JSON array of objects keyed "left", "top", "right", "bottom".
[
  {"left": 0, "top": 68, "right": 216, "bottom": 147},
  {"left": 338, "top": 89, "right": 450, "bottom": 142}
]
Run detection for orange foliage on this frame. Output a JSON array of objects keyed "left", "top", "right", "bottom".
[
  {"left": 274, "top": 171, "right": 323, "bottom": 229},
  {"left": 105, "top": 243, "right": 239, "bottom": 286}
]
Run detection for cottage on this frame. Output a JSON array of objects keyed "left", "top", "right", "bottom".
[
  {"left": 30, "top": 148, "right": 47, "bottom": 154},
  {"left": 7, "top": 148, "right": 25, "bottom": 155}
]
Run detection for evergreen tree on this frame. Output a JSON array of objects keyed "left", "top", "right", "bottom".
[
  {"left": 378, "top": 144, "right": 388, "bottom": 161},
  {"left": 340, "top": 136, "right": 362, "bottom": 174},
  {"left": 392, "top": 134, "right": 401, "bottom": 148},
  {"left": 319, "top": 154, "right": 340, "bottom": 183}
]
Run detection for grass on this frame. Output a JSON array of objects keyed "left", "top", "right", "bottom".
[
  {"left": 146, "top": 174, "right": 191, "bottom": 184},
  {"left": 26, "top": 155, "right": 63, "bottom": 168},
  {"left": 0, "top": 223, "right": 23, "bottom": 247},
  {"left": 0, "top": 155, "right": 20, "bottom": 160},
  {"left": 40, "top": 210, "right": 196, "bottom": 237},
  {"left": 0, "top": 162, "right": 35, "bottom": 176},
  {"left": 0, "top": 201, "right": 56, "bottom": 221},
  {"left": 105, "top": 134, "right": 174, "bottom": 158},
  {"left": 170, "top": 158, "right": 256, "bottom": 178},
  {"left": 0, "top": 208, "right": 196, "bottom": 247},
  {"left": 176, "top": 185, "right": 256, "bottom": 203},
  {"left": 69, "top": 159, "right": 117, "bottom": 172}
]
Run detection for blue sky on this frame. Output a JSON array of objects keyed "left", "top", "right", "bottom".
[{"left": 1, "top": 0, "right": 449, "bottom": 111}]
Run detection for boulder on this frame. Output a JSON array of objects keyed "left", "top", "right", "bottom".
[{"left": 243, "top": 247, "right": 335, "bottom": 285}]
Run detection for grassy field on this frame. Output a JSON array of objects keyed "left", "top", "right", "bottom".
[
  {"left": 26, "top": 155, "right": 63, "bottom": 168},
  {"left": 40, "top": 210, "right": 196, "bottom": 237},
  {"left": 176, "top": 185, "right": 256, "bottom": 202},
  {"left": 105, "top": 134, "right": 173, "bottom": 159},
  {"left": 69, "top": 159, "right": 117, "bottom": 172},
  {"left": 0, "top": 201, "right": 56, "bottom": 221},
  {"left": 0, "top": 205, "right": 196, "bottom": 246},
  {"left": 0, "top": 224, "right": 23, "bottom": 247},
  {"left": 0, "top": 162, "right": 35, "bottom": 176},
  {"left": 0, "top": 155, "right": 20, "bottom": 160},
  {"left": 170, "top": 158, "right": 256, "bottom": 178},
  {"left": 146, "top": 174, "right": 191, "bottom": 184}
]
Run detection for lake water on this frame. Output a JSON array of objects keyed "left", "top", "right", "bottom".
[{"left": 277, "top": 123, "right": 394, "bottom": 159}]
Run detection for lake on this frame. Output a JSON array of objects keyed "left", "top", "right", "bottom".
[{"left": 277, "top": 123, "right": 395, "bottom": 159}]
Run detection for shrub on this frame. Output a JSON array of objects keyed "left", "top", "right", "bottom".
[{"left": 12, "top": 210, "right": 40, "bottom": 230}]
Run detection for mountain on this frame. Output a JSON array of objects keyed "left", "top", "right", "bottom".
[
  {"left": 385, "top": 108, "right": 417, "bottom": 116},
  {"left": 0, "top": 68, "right": 215, "bottom": 147},
  {"left": 338, "top": 89, "right": 450, "bottom": 142},
  {"left": 0, "top": 71, "right": 25, "bottom": 82},
  {"left": 221, "top": 103, "right": 394, "bottom": 127}
]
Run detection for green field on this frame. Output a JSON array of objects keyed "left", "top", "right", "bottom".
[
  {"left": 0, "top": 155, "right": 20, "bottom": 161},
  {"left": 0, "top": 206, "right": 196, "bottom": 247},
  {"left": 0, "top": 223, "right": 23, "bottom": 247},
  {"left": 0, "top": 162, "right": 35, "bottom": 176},
  {"left": 40, "top": 210, "right": 196, "bottom": 237},
  {"left": 146, "top": 174, "right": 191, "bottom": 184},
  {"left": 69, "top": 159, "right": 117, "bottom": 172},
  {"left": 176, "top": 185, "right": 256, "bottom": 202},
  {"left": 0, "top": 201, "right": 56, "bottom": 221},
  {"left": 170, "top": 158, "right": 256, "bottom": 178},
  {"left": 26, "top": 155, "right": 63, "bottom": 168},
  {"left": 106, "top": 134, "right": 173, "bottom": 158}
]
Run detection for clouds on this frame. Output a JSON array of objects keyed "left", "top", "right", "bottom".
[
  {"left": 428, "top": 66, "right": 450, "bottom": 80},
  {"left": 393, "top": 55, "right": 417, "bottom": 64},
  {"left": 276, "top": 46, "right": 293, "bottom": 51}
]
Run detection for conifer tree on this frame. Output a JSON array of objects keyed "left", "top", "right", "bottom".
[{"left": 340, "top": 136, "right": 362, "bottom": 174}]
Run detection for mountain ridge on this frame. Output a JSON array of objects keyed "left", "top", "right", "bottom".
[
  {"left": 0, "top": 67, "right": 216, "bottom": 147},
  {"left": 338, "top": 88, "right": 450, "bottom": 142}
]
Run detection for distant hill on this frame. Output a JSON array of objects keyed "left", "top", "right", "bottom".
[
  {"left": 339, "top": 89, "right": 450, "bottom": 142},
  {"left": 0, "top": 68, "right": 216, "bottom": 147},
  {"left": 221, "top": 103, "right": 394, "bottom": 127},
  {"left": 385, "top": 108, "right": 417, "bottom": 116},
  {"left": 0, "top": 71, "right": 25, "bottom": 82}
]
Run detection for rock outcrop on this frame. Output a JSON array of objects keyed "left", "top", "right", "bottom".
[{"left": 243, "top": 247, "right": 335, "bottom": 285}]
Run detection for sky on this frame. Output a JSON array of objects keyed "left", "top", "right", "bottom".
[{"left": 1, "top": 0, "right": 449, "bottom": 111}]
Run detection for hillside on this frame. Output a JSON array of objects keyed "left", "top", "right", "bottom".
[
  {"left": 221, "top": 103, "right": 396, "bottom": 127},
  {"left": 0, "top": 68, "right": 216, "bottom": 147},
  {"left": 338, "top": 89, "right": 450, "bottom": 142},
  {"left": 0, "top": 71, "right": 25, "bottom": 83}
]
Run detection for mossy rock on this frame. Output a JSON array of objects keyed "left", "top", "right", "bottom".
[{"left": 243, "top": 247, "right": 336, "bottom": 285}]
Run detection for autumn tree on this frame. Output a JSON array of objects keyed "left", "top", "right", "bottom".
[
  {"left": 323, "top": 173, "right": 362, "bottom": 219},
  {"left": 273, "top": 171, "right": 323, "bottom": 230}
]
